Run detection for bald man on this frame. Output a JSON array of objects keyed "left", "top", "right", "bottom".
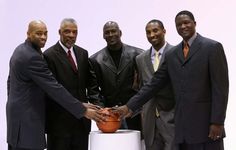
[{"left": 7, "top": 20, "right": 104, "bottom": 150}]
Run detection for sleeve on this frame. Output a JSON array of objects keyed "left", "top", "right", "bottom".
[
  {"left": 27, "top": 55, "right": 86, "bottom": 119},
  {"left": 209, "top": 42, "right": 229, "bottom": 124},
  {"left": 87, "top": 59, "right": 104, "bottom": 107}
]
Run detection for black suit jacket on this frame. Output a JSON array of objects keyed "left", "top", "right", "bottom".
[
  {"left": 127, "top": 34, "right": 229, "bottom": 144},
  {"left": 7, "top": 40, "right": 86, "bottom": 149},
  {"left": 89, "top": 44, "right": 143, "bottom": 107},
  {"left": 89, "top": 44, "right": 143, "bottom": 130},
  {"left": 43, "top": 42, "right": 101, "bottom": 136}
]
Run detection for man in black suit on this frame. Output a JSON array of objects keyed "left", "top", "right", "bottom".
[
  {"left": 43, "top": 18, "right": 102, "bottom": 150},
  {"left": 116, "top": 10, "right": 229, "bottom": 150},
  {"left": 89, "top": 21, "right": 143, "bottom": 131},
  {"left": 136, "top": 19, "right": 175, "bottom": 150},
  {"left": 6, "top": 20, "right": 104, "bottom": 150}
]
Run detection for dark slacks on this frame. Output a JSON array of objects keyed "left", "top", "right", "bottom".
[
  {"left": 47, "top": 133, "right": 88, "bottom": 150},
  {"left": 8, "top": 145, "right": 43, "bottom": 150},
  {"left": 176, "top": 139, "right": 224, "bottom": 150}
]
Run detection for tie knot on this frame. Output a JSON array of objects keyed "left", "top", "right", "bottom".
[
  {"left": 68, "top": 49, "right": 71, "bottom": 54},
  {"left": 184, "top": 41, "right": 189, "bottom": 48},
  {"left": 155, "top": 51, "right": 160, "bottom": 58}
]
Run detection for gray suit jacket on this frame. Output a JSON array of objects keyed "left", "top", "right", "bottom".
[
  {"left": 136, "top": 43, "right": 175, "bottom": 146},
  {"left": 127, "top": 34, "right": 229, "bottom": 144},
  {"left": 7, "top": 40, "right": 86, "bottom": 149}
]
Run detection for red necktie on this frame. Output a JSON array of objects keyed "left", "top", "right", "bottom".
[
  {"left": 67, "top": 50, "right": 77, "bottom": 72},
  {"left": 183, "top": 41, "right": 189, "bottom": 59}
]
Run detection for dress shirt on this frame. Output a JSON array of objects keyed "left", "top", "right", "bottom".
[
  {"left": 151, "top": 42, "right": 167, "bottom": 65},
  {"left": 59, "top": 41, "right": 78, "bottom": 67}
]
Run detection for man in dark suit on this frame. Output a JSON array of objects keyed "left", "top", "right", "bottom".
[
  {"left": 89, "top": 21, "right": 143, "bottom": 130},
  {"left": 136, "top": 19, "right": 175, "bottom": 150},
  {"left": 116, "top": 10, "right": 229, "bottom": 150},
  {"left": 43, "top": 18, "right": 102, "bottom": 150},
  {"left": 6, "top": 20, "right": 104, "bottom": 150}
]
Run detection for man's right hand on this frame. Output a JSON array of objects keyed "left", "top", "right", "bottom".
[
  {"left": 112, "top": 105, "right": 132, "bottom": 118},
  {"left": 84, "top": 108, "right": 106, "bottom": 123}
]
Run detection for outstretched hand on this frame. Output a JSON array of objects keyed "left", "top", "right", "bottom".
[
  {"left": 111, "top": 105, "right": 133, "bottom": 118},
  {"left": 83, "top": 102, "right": 102, "bottom": 110},
  {"left": 83, "top": 103, "right": 105, "bottom": 123}
]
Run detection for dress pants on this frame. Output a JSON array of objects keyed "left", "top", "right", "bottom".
[
  {"left": 145, "top": 110, "right": 175, "bottom": 150},
  {"left": 47, "top": 133, "right": 88, "bottom": 150},
  {"left": 176, "top": 139, "right": 224, "bottom": 150},
  {"left": 8, "top": 145, "right": 43, "bottom": 150}
]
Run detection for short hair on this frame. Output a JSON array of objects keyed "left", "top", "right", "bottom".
[
  {"left": 146, "top": 19, "right": 165, "bottom": 29},
  {"left": 60, "top": 18, "right": 77, "bottom": 28},
  {"left": 175, "top": 10, "right": 195, "bottom": 22},
  {"left": 103, "top": 21, "right": 120, "bottom": 31}
]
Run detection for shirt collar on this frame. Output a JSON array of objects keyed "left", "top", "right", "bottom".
[
  {"left": 151, "top": 41, "right": 167, "bottom": 57},
  {"left": 185, "top": 32, "right": 197, "bottom": 46},
  {"left": 59, "top": 41, "right": 73, "bottom": 53}
]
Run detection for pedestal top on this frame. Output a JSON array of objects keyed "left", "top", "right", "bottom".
[{"left": 89, "top": 129, "right": 141, "bottom": 150}]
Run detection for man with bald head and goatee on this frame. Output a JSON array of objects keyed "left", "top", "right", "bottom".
[
  {"left": 90, "top": 21, "right": 144, "bottom": 131},
  {"left": 6, "top": 20, "right": 105, "bottom": 150}
]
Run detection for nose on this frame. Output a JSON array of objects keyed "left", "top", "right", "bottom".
[
  {"left": 41, "top": 34, "right": 47, "bottom": 40},
  {"left": 108, "top": 31, "right": 115, "bottom": 37},
  {"left": 180, "top": 23, "right": 187, "bottom": 29},
  {"left": 68, "top": 32, "right": 74, "bottom": 37},
  {"left": 150, "top": 32, "right": 156, "bottom": 37}
]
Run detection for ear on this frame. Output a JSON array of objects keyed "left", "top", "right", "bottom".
[
  {"left": 119, "top": 30, "right": 122, "bottom": 37},
  {"left": 27, "top": 31, "right": 30, "bottom": 39},
  {"left": 163, "top": 29, "right": 166, "bottom": 34},
  {"left": 58, "top": 29, "right": 61, "bottom": 35}
]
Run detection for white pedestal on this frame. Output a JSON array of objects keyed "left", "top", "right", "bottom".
[{"left": 89, "top": 130, "right": 141, "bottom": 150}]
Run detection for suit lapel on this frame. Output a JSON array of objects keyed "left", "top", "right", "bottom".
[
  {"left": 186, "top": 34, "right": 201, "bottom": 61},
  {"left": 175, "top": 35, "right": 202, "bottom": 65},
  {"left": 102, "top": 48, "right": 117, "bottom": 74},
  {"left": 175, "top": 43, "right": 185, "bottom": 64},
  {"left": 144, "top": 48, "right": 155, "bottom": 74},
  {"left": 117, "top": 45, "right": 131, "bottom": 74},
  {"left": 160, "top": 43, "right": 171, "bottom": 65},
  {"left": 55, "top": 42, "right": 78, "bottom": 73},
  {"left": 73, "top": 46, "right": 82, "bottom": 76}
]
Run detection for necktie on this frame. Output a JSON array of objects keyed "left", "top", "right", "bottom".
[
  {"left": 153, "top": 51, "right": 161, "bottom": 117},
  {"left": 67, "top": 50, "right": 77, "bottom": 72},
  {"left": 183, "top": 41, "right": 189, "bottom": 59},
  {"left": 153, "top": 51, "right": 160, "bottom": 71}
]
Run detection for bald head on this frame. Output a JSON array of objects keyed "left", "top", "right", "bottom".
[
  {"left": 27, "top": 20, "right": 48, "bottom": 48},
  {"left": 103, "top": 21, "right": 120, "bottom": 31},
  {"left": 27, "top": 20, "right": 46, "bottom": 34}
]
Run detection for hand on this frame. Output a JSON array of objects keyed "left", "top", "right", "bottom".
[
  {"left": 208, "top": 124, "right": 224, "bottom": 140},
  {"left": 84, "top": 108, "right": 106, "bottom": 123},
  {"left": 83, "top": 103, "right": 102, "bottom": 110},
  {"left": 112, "top": 105, "right": 133, "bottom": 118}
]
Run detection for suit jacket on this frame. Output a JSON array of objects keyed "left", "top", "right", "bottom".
[
  {"left": 89, "top": 44, "right": 143, "bottom": 107},
  {"left": 127, "top": 34, "right": 229, "bottom": 144},
  {"left": 136, "top": 43, "right": 175, "bottom": 146},
  {"left": 6, "top": 40, "right": 86, "bottom": 149},
  {"left": 43, "top": 42, "right": 101, "bottom": 136}
]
